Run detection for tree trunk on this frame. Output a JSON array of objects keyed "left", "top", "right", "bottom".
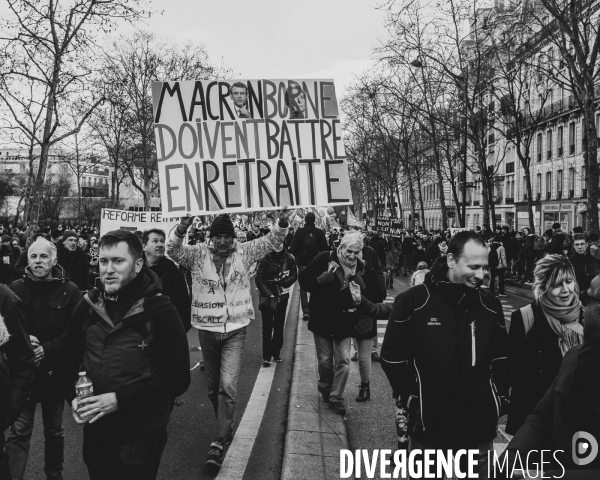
[
  {"left": 524, "top": 165, "right": 536, "bottom": 233},
  {"left": 584, "top": 107, "right": 599, "bottom": 232},
  {"left": 415, "top": 168, "right": 426, "bottom": 230}
]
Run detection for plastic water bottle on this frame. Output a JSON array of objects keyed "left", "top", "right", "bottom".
[{"left": 75, "top": 371, "right": 94, "bottom": 420}]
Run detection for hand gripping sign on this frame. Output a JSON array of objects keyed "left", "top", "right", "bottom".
[{"left": 151, "top": 79, "right": 353, "bottom": 215}]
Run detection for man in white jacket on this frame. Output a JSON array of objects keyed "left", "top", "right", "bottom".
[{"left": 167, "top": 209, "right": 289, "bottom": 468}]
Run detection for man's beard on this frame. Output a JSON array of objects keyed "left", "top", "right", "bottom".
[{"left": 102, "top": 269, "right": 137, "bottom": 295}]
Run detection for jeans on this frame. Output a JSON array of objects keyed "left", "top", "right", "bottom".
[
  {"left": 313, "top": 334, "right": 351, "bottom": 403},
  {"left": 524, "top": 256, "right": 536, "bottom": 282},
  {"left": 403, "top": 256, "right": 411, "bottom": 274},
  {"left": 260, "top": 297, "right": 288, "bottom": 361},
  {"left": 299, "top": 266, "right": 310, "bottom": 316},
  {"left": 409, "top": 437, "right": 493, "bottom": 479},
  {"left": 489, "top": 268, "right": 505, "bottom": 295},
  {"left": 198, "top": 327, "right": 247, "bottom": 449},
  {"left": 6, "top": 396, "right": 65, "bottom": 479},
  {"left": 352, "top": 337, "right": 378, "bottom": 354},
  {"left": 82, "top": 426, "right": 167, "bottom": 480},
  {"left": 354, "top": 337, "right": 373, "bottom": 383}
]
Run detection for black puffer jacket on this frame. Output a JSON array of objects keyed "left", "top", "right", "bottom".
[
  {"left": 361, "top": 257, "right": 509, "bottom": 447},
  {"left": 53, "top": 268, "right": 190, "bottom": 439},
  {"left": 290, "top": 223, "right": 329, "bottom": 267},
  {"left": 9, "top": 265, "right": 82, "bottom": 402},
  {"left": 299, "top": 249, "right": 381, "bottom": 340},
  {"left": 255, "top": 249, "right": 298, "bottom": 300}
]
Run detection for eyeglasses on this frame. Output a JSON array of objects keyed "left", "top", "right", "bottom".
[{"left": 581, "top": 292, "right": 600, "bottom": 307}]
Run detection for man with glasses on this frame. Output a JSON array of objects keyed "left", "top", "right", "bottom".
[{"left": 569, "top": 234, "right": 600, "bottom": 296}]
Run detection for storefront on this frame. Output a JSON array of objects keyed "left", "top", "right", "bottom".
[
  {"left": 543, "top": 203, "right": 574, "bottom": 233},
  {"left": 516, "top": 203, "right": 542, "bottom": 234}
]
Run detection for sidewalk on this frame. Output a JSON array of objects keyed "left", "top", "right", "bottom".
[
  {"left": 281, "top": 301, "right": 348, "bottom": 480},
  {"left": 503, "top": 278, "right": 534, "bottom": 300}
]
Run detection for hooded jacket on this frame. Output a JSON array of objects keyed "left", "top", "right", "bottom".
[
  {"left": 360, "top": 257, "right": 509, "bottom": 447},
  {"left": 9, "top": 265, "right": 82, "bottom": 401},
  {"left": 57, "top": 246, "right": 89, "bottom": 291},
  {"left": 53, "top": 268, "right": 190, "bottom": 439},
  {"left": 290, "top": 222, "right": 329, "bottom": 267}
]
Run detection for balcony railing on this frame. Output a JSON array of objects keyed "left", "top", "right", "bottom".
[{"left": 505, "top": 197, "right": 514, "bottom": 204}]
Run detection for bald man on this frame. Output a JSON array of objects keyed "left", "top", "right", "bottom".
[
  {"left": 501, "top": 275, "right": 600, "bottom": 476},
  {"left": 6, "top": 237, "right": 82, "bottom": 480}
]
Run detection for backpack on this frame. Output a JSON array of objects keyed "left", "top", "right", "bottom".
[
  {"left": 488, "top": 245, "right": 500, "bottom": 269},
  {"left": 301, "top": 231, "right": 319, "bottom": 263},
  {"left": 533, "top": 235, "right": 544, "bottom": 251},
  {"left": 505, "top": 304, "right": 534, "bottom": 336}
]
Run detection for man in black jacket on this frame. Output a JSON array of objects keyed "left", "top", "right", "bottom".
[
  {"left": 6, "top": 237, "right": 81, "bottom": 480},
  {"left": 57, "top": 230, "right": 89, "bottom": 291},
  {"left": 377, "top": 231, "right": 508, "bottom": 474},
  {"left": 0, "top": 286, "right": 36, "bottom": 479},
  {"left": 142, "top": 229, "right": 191, "bottom": 332},
  {"left": 569, "top": 234, "right": 600, "bottom": 295},
  {"left": 53, "top": 230, "right": 190, "bottom": 480},
  {"left": 548, "top": 222, "right": 566, "bottom": 255},
  {"left": 290, "top": 212, "right": 328, "bottom": 321}
]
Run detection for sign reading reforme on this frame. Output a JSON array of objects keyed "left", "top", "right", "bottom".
[
  {"left": 151, "top": 79, "right": 352, "bottom": 215},
  {"left": 100, "top": 208, "right": 181, "bottom": 237}
]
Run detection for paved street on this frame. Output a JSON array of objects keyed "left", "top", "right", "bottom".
[{"left": 345, "top": 272, "right": 531, "bottom": 480}]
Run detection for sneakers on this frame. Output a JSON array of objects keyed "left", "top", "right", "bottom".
[
  {"left": 356, "top": 382, "right": 371, "bottom": 402},
  {"left": 273, "top": 357, "right": 282, "bottom": 363},
  {"left": 262, "top": 360, "right": 271, "bottom": 367},
  {"left": 351, "top": 352, "right": 358, "bottom": 362},
  {"left": 498, "top": 293, "right": 508, "bottom": 297},
  {"left": 371, "top": 352, "right": 380, "bottom": 362},
  {"left": 329, "top": 402, "right": 346, "bottom": 415},
  {"left": 302, "top": 314, "right": 309, "bottom": 321},
  {"left": 205, "top": 446, "right": 224, "bottom": 468},
  {"left": 321, "top": 392, "right": 330, "bottom": 403}
]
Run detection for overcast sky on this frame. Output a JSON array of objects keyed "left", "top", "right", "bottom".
[{"left": 137, "top": 0, "right": 388, "bottom": 98}]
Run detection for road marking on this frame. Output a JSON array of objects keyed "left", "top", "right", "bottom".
[{"left": 216, "top": 284, "right": 297, "bottom": 480}]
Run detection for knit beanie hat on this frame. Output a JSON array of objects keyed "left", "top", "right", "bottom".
[
  {"left": 209, "top": 215, "right": 236, "bottom": 238},
  {"left": 62, "top": 230, "right": 78, "bottom": 241}
]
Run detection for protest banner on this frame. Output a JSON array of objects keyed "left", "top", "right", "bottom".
[
  {"left": 449, "top": 227, "right": 467, "bottom": 236},
  {"left": 376, "top": 217, "right": 403, "bottom": 236},
  {"left": 100, "top": 208, "right": 182, "bottom": 237},
  {"left": 151, "top": 79, "right": 353, "bottom": 215}
]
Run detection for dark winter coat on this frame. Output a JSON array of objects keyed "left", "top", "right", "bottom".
[
  {"left": 53, "top": 268, "right": 190, "bottom": 440},
  {"left": 548, "top": 230, "right": 566, "bottom": 255},
  {"left": 299, "top": 249, "right": 381, "bottom": 340},
  {"left": 9, "top": 266, "right": 82, "bottom": 402},
  {"left": 410, "top": 248, "right": 427, "bottom": 270},
  {"left": 360, "top": 257, "right": 509, "bottom": 447},
  {"left": 0, "top": 245, "right": 15, "bottom": 285},
  {"left": 506, "top": 302, "right": 583, "bottom": 435},
  {"left": 503, "top": 342, "right": 600, "bottom": 473},
  {"left": 569, "top": 252, "right": 600, "bottom": 293},
  {"left": 144, "top": 254, "right": 192, "bottom": 332},
  {"left": 290, "top": 223, "right": 329, "bottom": 267},
  {"left": 369, "top": 236, "right": 387, "bottom": 268},
  {"left": 0, "top": 284, "right": 36, "bottom": 431},
  {"left": 255, "top": 250, "right": 298, "bottom": 299},
  {"left": 361, "top": 245, "right": 387, "bottom": 299},
  {"left": 57, "top": 247, "right": 89, "bottom": 291}
]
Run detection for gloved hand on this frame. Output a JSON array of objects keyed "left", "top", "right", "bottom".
[
  {"left": 269, "top": 296, "right": 278, "bottom": 311},
  {"left": 317, "top": 270, "right": 335, "bottom": 285}
]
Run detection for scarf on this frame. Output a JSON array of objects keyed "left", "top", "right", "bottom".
[
  {"left": 539, "top": 294, "right": 583, "bottom": 356},
  {"left": 337, "top": 245, "right": 357, "bottom": 279}
]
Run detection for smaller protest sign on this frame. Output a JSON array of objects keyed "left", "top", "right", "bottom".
[
  {"left": 449, "top": 228, "right": 467, "bottom": 236},
  {"left": 347, "top": 208, "right": 363, "bottom": 228},
  {"left": 376, "top": 217, "right": 402, "bottom": 236},
  {"left": 100, "top": 209, "right": 182, "bottom": 237}
]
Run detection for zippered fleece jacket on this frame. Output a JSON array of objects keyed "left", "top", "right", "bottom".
[
  {"left": 167, "top": 222, "right": 288, "bottom": 334},
  {"left": 362, "top": 257, "right": 509, "bottom": 447},
  {"left": 53, "top": 268, "right": 190, "bottom": 440}
]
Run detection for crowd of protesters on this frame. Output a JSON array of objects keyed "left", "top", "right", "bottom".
[{"left": 0, "top": 213, "right": 598, "bottom": 479}]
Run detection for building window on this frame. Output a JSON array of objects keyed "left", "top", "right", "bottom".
[
  {"left": 569, "top": 122, "right": 576, "bottom": 154},
  {"left": 506, "top": 162, "right": 514, "bottom": 173},
  {"left": 536, "top": 173, "right": 541, "bottom": 197},
  {"left": 557, "top": 169, "right": 563, "bottom": 196},
  {"left": 546, "top": 171, "right": 552, "bottom": 196},
  {"left": 569, "top": 167, "right": 575, "bottom": 196},
  {"left": 547, "top": 130, "right": 552, "bottom": 159},
  {"left": 558, "top": 125, "right": 564, "bottom": 156},
  {"left": 582, "top": 166, "right": 587, "bottom": 190},
  {"left": 537, "top": 134, "right": 542, "bottom": 162},
  {"left": 596, "top": 113, "right": 600, "bottom": 139}
]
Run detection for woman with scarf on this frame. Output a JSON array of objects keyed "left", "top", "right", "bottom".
[
  {"left": 299, "top": 231, "right": 382, "bottom": 415},
  {"left": 255, "top": 244, "right": 298, "bottom": 366},
  {"left": 506, "top": 254, "right": 584, "bottom": 435}
]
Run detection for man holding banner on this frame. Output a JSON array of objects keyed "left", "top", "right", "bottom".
[{"left": 167, "top": 208, "right": 289, "bottom": 469}]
